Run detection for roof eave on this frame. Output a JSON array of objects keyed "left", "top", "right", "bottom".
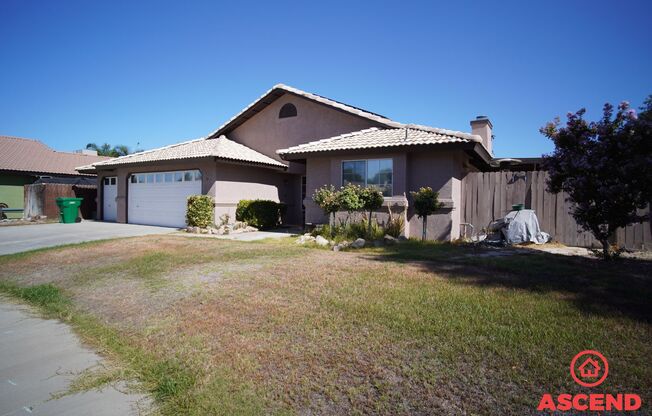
[
  {"left": 278, "top": 141, "right": 479, "bottom": 160},
  {"left": 78, "top": 155, "right": 287, "bottom": 171}
]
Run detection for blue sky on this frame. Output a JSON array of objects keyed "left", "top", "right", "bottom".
[{"left": 1, "top": 0, "right": 651, "bottom": 157}]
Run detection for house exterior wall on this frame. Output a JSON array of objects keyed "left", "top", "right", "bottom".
[
  {"left": 229, "top": 93, "right": 384, "bottom": 174},
  {"left": 406, "top": 150, "right": 464, "bottom": 241},
  {"left": 96, "top": 159, "right": 301, "bottom": 226},
  {"left": 304, "top": 149, "right": 467, "bottom": 240},
  {"left": 213, "top": 162, "right": 302, "bottom": 225}
]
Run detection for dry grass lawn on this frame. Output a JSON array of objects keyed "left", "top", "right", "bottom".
[{"left": 1, "top": 235, "right": 650, "bottom": 415}]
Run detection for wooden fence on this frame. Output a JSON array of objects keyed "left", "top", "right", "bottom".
[
  {"left": 461, "top": 171, "right": 651, "bottom": 250},
  {"left": 24, "top": 183, "right": 97, "bottom": 220}
]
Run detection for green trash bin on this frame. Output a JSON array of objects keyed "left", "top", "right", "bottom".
[{"left": 55, "top": 197, "right": 83, "bottom": 223}]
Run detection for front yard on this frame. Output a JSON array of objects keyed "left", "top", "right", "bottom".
[{"left": 0, "top": 235, "right": 650, "bottom": 415}]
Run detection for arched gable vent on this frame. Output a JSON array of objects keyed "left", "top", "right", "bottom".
[{"left": 279, "top": 103, "right": 297, "bottom": 119}]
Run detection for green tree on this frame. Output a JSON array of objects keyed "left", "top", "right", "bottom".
[
  {"left": 359, "top": 187, "right": 384, "bottom": 238},
  {"left": 338, "top": 183, "right": 364, "bottom": 226},
  {"left": 410, "top": 187, "right": 443, "bottom": 241},
  {"left": 86, "top": 142, "right": 141, "bottom": 157},
  {"left": 312, "top": 185, "right": 341, "bottom": 228},
  {"left": 540, "top": 96, "right": 652, "bottom": 259}
]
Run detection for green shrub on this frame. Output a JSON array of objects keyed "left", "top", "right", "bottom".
[
  {"left": 384, "top": 205, "right": 405, "bottom": 238},
  {"left": 186, "top": 195, "right": 214, "bottom": 228},
  {"left": 312, "top": 220, "right": 384, "bottom": 242},
  {"left": 312, "top": 185, "right": 341, "bottom": 227},
  {"left": 236, "top": 199, "right": 284, "bottom": 229}
]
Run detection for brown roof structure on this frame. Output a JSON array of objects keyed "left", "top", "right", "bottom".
[
  {"left": 277, "top": 126, "right": 482, "bottom": 157},
  {"left": 76, "top": 135, "right": 287, "bottom": 173},
  {"left": 0, "top": 136, "right": 111, "bottom": 176}
]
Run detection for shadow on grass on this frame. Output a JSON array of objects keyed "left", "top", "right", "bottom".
[{"left": 361, "top": 241, "right": 652, "bottom": 324}]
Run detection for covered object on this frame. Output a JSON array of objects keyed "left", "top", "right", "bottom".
[{"left": 502, "top": 209, "right": 551, "bottom": 245}]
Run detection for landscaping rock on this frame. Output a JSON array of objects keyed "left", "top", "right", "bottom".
[
  {"left": 333, "top": 241, "right": 350, "bottom": 252},
  {"left": 351, "top": 238, "right": 366, "bottom": 249},
  {"left": 384, "top": 235, "right": 398, "bottom": 245},
  {"left": 398, "top": 235, "right": 408, "bottom": 242},
  {"left": 315, "top": 235, "right": 329, "bottom": 246},
  {"left": 296, "top": 235, "right": 315, "bottom": 244},
  {"left": 233, "top": 221, "right": 248, "bottom": 230},
  {"left": 244, "top": 226, "right": 258, "bottom": 232}
]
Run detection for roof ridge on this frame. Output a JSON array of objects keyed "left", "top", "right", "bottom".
[
  {"left": 276, "top": 127, "right": 380, "bottom": 154},
  {"left": 404, "top": 124, "right": 482, "bottom": 142},
  {"left": 90, "top": 137, "right": 206, "bottom": 167}
]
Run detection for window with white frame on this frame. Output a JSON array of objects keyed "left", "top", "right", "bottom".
[{"left": 342, "top": 159, "right": 393, "bottom": 196}]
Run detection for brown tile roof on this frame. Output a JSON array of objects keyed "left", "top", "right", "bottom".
[
  {"left": 277, "top": 126, "right": 482, "bottom": 156},
  {"left": 0, "top": 136, "right": 111, "bottom": 176},
  {"left": 77, "top": 135, "right": 287, "bottom": 172}
]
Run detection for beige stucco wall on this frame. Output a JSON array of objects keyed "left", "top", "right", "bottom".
[
  {"left": 304, "top": 149, "right": 468, "bottom": 241},
  {"left": 406, "top": 150, "right": 465, "bottom": 241},
  {"left": 213, "top": 161, "right": 302, "bottom": 224},
  {"left": 229, "top": 93, "right": 384, "bottom": 174},
  {"left": 96, "top": 159, "right": 301, "bottom": 226}
]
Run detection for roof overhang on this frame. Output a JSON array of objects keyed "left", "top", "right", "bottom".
[
  {"left": 76, "top": 155, "right": 288, "bottom": 174},
  {"left": 279, "top": 141, "right": 492, "bottom": 163}
]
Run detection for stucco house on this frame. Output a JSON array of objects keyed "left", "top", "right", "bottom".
[{"left": 78, "top": 84, "right": 494, "bottom": 239}]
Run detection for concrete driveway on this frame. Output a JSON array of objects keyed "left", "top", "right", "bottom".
[{"left": 0, "top": 221, "right": 175, "bottom": 255}]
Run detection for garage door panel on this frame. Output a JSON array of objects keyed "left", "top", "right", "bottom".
[{"left": 128, "top": 170, "right": 201, "bottom": 228}]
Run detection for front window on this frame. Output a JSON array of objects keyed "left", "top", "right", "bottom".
[{"left": 342, "top": 159, "right": 393, "bottom": 196}]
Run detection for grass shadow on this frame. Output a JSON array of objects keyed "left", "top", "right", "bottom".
[{"left": 361, "top": 241, "right": 652, "bottom": 323}]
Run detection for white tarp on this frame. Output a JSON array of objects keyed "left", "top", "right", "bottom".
[{"left": 502, "top": 209, "right": 551, "bottom": 244}]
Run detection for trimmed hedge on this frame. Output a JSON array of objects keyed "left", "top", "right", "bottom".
[
  {"left": 186, "top": 195, "right": 214, "bottom": 228},
  {"left": 236, "top": 199, "right": 285, "bottom": 229}
]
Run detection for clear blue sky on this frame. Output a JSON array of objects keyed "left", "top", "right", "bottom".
[{"left": 1, "top": 0, "right": 651, "bottom": 157}]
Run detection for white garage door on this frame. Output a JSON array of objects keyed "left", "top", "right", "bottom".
[{"left": 128, "top": 170, "right": 202, "bottom": 228}]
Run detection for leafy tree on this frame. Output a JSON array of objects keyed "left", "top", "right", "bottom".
[
  {"left": 359, "top": 187, "right": 384, "bottom": 237},
  {"left": 312, "top": 185, "right": 341, "bottom": 228},
  {"left": 86, "top": 142, "right": 142, "bottom": 157},
  {"left": 338, "top": 183, "right": 364, "bottom": 226},
  {"left": 86, "top": 142, "right": 114, "bottom": 156},
  {"left": 410, "top": 187, "right": 443, "bottom": 240},
  {"left": 540, "top": 97, "right": 652, "bottom": 259}
]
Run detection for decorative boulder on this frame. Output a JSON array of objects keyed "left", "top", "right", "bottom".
[
  {"left": 296, "top": 235, "right": 316, "bottom": 244},
  {"left": 383, "top": 235, "right": 398, "bottom": 245},
  {"left": 315, "top": 235, "right": 329, "bottom": 246},
  {"left": 351, "top": 238, "right": 366, "bottom": 249}
]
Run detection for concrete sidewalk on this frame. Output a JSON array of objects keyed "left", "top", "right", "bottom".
[
  {"left": 0, "top": 221, "right": 175, "bottom": 255},
  {"left": 0, "top": 300, "right": 148, "bottom": 415}
]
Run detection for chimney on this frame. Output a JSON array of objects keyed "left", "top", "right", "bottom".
[{"left": 470, "top": 115, "right": 493, "bottom": 155}]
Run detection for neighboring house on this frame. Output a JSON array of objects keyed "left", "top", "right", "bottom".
[
  {"left": 77, "top": 84, "right": 494, "bottom": 239},
  {"left": 0, "top": 136, "right": 110, "bottom": 219}
]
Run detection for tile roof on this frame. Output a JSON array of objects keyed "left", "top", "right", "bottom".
[
  {"left": 277, "top": 126, "right": 482, "bottom": 156},
  {"left": 77, "top": 135, "right": 287, "bottom": 172},
  {"left": 0, "top": 136, "right": 111, "bottom": 176},
  {"left": 208, "top": 84, "right": 401, "bottom": 138}
]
